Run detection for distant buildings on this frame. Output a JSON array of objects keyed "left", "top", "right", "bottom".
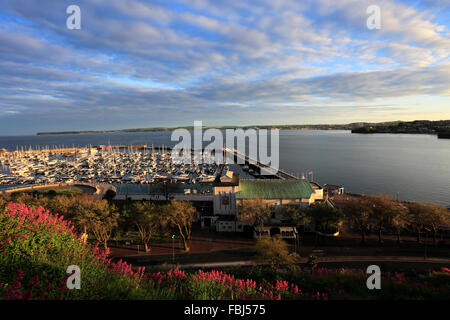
[{"left": 351, "top": 120, "right": 450, "bottom": 137}]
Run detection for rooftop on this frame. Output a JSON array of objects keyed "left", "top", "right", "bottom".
[{"left": 236, "top": 179, "right": 315, "bottom": 199}]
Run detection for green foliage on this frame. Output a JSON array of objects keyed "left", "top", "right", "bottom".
[
  {"left": 125, "top": 201, "right": 162, "bottom": 252},
  {"left": 304, "top": 202, "right": 343, "bottom": 232},
  {"left": 162, "top": 200, "right": 197, "bottom": 252},
  {"left": 0, "top": 203, "right": 161, "bottom": 300},
  {"left": 238, "top": 198, "right": 271, "bottom": 229},
  {"left": 406, "top": 201, "right": 450, "bottom": 242},
  {"left": 254, "top": 235, "right": 300, "bottom": 270},
  {"left": 221, "top": 265, "right": 450, "bottom": 300},
  {"left": 103, "top": 189, "right": 117, "bottom": 201},
  {"left": 341, "top": 196, "right": 373, "bottom": 243},
  {"left": 278, "top": 205, "right": 310, "bottom": 227}
]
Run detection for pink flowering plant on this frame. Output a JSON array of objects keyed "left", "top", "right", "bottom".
[{"left": 0, "top": 202, "right": 157, "bottom": 299}]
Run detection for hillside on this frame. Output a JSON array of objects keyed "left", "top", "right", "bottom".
[
  {"left": 1, "top": 202, "right": 449, "bottom": 300},
  {"left": 351, "top": 120, "right": 450, "bottom": 138},
  {"left": 35, "top": 121, "right": 401, "bottom": 135}
]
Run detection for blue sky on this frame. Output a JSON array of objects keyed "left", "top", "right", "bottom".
[{"left": 0, "top": 0, "right": 449, "bottom": 135}]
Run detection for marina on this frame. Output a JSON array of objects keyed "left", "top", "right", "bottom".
[{"left": 0, "top": 145, "right": 221, "bottom": 186}]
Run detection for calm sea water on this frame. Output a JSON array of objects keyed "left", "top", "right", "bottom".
[{"left": 1, "top": 130, "right": 449, "bottom": 206}]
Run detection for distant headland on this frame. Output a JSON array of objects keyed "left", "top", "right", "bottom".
[
  {"left": 36, "top": 123, "right": 363, "bottom": 135},
  {"left": 351, "top": 120, "right": 450, "bottom": 138},
  {"left": 37, "top": 120, "right": 450, "bottom": 138}
]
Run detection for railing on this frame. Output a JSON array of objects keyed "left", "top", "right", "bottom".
[{"left": 223, "top": 148, "right": 298, "bottom": 180}]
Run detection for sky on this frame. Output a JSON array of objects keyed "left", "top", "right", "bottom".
[{"left": 0, "top": 0, "right": 449, "bottom": 135}]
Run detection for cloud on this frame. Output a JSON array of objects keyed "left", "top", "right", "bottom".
[{"left": 0, "top": 0, "right": 448, "bottom": 134}]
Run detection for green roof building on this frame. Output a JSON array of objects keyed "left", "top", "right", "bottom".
[{"left": 236, "top": 179, "right": 315, "bottom": 202}]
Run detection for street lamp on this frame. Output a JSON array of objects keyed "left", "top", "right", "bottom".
[{"left": 172, "top": 234, "right": 175, "bottom": 263}]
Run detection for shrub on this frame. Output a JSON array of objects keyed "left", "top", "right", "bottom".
[
  {"left": 254, "top": 235, "right": 300, "bottom": 271},
  {"left": 0, "top": 202, "right": 159, "bottom": 300}
]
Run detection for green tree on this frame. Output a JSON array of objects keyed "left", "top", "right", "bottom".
[
  {"left": 279, "top": 205, "right": 310, "bottom": 227},
  {"left": 421, "top": 203, "right": 450, "bottom": 243},
  {"left": 367, "top": 194, "right": 403, "bottom": 243},
  {"left": 47, "top": 195, "right": 75, "bottom": 220},
  {"left": 342, "top": 196, "right": 373, "bottom": 244},
  {"left": 72, "top": 195, "right": 119, "bottom": 250},
  {"left": 130, "top": 201, "right": 161, "bottom": 252},
  {"left": 238, "top": 198, "right": 272, "bottom": 236},
  {"left": 163, "top": 200, "right": 197, "bottom": 252},
  {"left": 254, "top": 235, "right": 300, "bottom": 270},
  {"left": 407, "top": 202, "right": 430, "bottom": 243},
  {"left": 389, "top": 202, "right": 410, "bottom": 244},
  {"left": 304, "top": 202, "right": 343, "bottom": 235},
  {"left": 103, "top": 189, "right": 117, "bottom": 202}
]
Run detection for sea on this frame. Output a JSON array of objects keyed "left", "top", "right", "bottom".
[{"left": 0, "top": 130, "right": 449, "bottom": 206}]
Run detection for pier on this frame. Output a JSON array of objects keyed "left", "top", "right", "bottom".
[{"left": 223, "top": 148, "right": 299, "bottom": 180}]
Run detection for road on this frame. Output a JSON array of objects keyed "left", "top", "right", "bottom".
[{"left": 178, "top": 256, "right": 450, "bottom": 269}]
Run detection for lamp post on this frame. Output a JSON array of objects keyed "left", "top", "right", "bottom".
[{"left": 172, "top": 234, "right": 175, "bottom": 263}]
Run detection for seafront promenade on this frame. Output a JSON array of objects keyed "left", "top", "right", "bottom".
[{"left": 0, "top": 182, "right": 115, "bottom": 197}]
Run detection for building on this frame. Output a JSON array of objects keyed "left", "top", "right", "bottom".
[
  {"left": 201, "top": 176, "right": 323, "bottom": 237},
  {"left": 236, "top": 179, "right": 318, "bottom": 206},
  {"left": 323, "top": 184, "right": 344, "bottom": 196}
]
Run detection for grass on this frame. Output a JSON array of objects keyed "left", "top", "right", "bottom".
[{"left": 19, "top": 187, "right": 85, "bottom": 196}]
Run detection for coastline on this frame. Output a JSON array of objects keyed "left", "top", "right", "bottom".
[{"left": 36, "top": 119, "right": 450, "bottom": 137}]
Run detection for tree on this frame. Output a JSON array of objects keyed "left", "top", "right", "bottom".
[
  {"left": 163, "top": 200, "right": 197, "bottom": 252},
  {"left": 72, "top": 195, "right": 119, "bottom": 250},
  {"left": 305, "top": 202, "right": 343, "bottom": 234},
  {"left": 406, "top": 202, "right": 430, "bottom": 243},
  {"left": 88, "top": 200, "right": 119, "bottom": 251},
  {"left": 279, "top": 205, "right": 310, "bottom": 228},
  {"left": 341, "top": 196, "right": 373, "bottom": 244},
  {"left": 47, "top": 195, "right": 75, "bottom": 220},
  {"left": 421, "top": 203, "right": 450, "bottom": 243},
  {"left": 367, "top": 194, "right": 401, "bottom": 243},
  {"left": 10, "top": 192, "right": 47, "bottom": 209},
  {"left": 389, "top": 202, "right": 410, "bottom": 244},
  {"left": 130, "top": 201, "right": 161, "bottom": 252},
  {"left": 71, "top": 195, "right": 93, "bottom": 234},
  {"left": 103, "top": 189, "right": 116, "bottom": 202},
  {"left": 276, "top": 205, "right": 309, "bottom": 252},
  {"left": 238, "top": 198, "right": 271, "bottom": 236},
  {"left": 254, "top": 235, "right": 300, "bottom": 270}
]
